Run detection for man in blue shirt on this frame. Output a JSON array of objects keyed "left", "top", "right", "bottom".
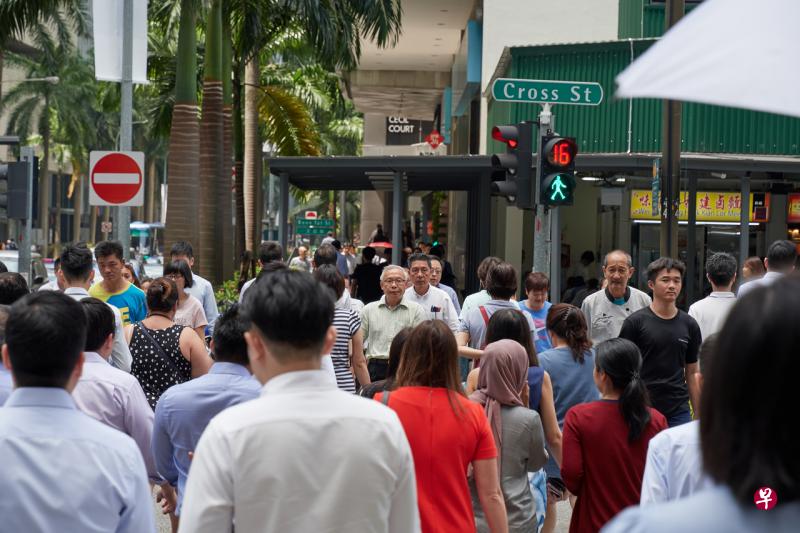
[
  {"left": 152, "top": 303, "right": 261, "bottom": 519},
  {"left": 0, "top": 291, "right": 155, "bottom": 532}
]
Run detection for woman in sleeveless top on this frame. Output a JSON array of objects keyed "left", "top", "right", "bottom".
[
  {"left": 466, "top": 308, "right": 563, "bottom": 532},
  {"left": 124, "top": 277, "right": 212, "bottom": 409}
]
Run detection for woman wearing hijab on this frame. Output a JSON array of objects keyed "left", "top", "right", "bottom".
[{"left": 470, "top": 339, "right": 549, "bottom": 533}]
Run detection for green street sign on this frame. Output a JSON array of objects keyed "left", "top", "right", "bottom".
[
  {"left": 296, "top": 218, "right": 334, "bottom": 228},
  {"left": 491, "top": 78, "right": 603, "bottom": 106}
]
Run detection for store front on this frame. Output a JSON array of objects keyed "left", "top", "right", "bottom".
[{"left": 630, "top": 189, "right": 769, "bottom": 303}]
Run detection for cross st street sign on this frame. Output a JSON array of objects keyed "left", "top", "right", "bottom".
[{"left": 491, "top": 78, "right": 604, "bottom": 106}]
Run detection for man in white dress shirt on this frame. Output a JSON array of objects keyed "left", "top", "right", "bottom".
[
  {"left": 640, "top": 333, "right": 716, "bottom": 504},
  {"left": 688, "top": 252, "right": 737, "bottom": 340},
  {"left": 736, "top": 239, "right": 796, "bottom": 298},
  {"left": 404, "top": 253, "right": 459, "bottom": 332},
  {"left": 179, "top": 269, "right": 419, "bottom": 533}
]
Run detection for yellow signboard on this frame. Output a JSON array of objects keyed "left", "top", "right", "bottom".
[{"left": 631, "top": 190, "right": 770, "bottom": 223}]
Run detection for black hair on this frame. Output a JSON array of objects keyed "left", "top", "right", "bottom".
[
  {"left": 546, "top": 304, "right": 592, "bottom": 363},
  {"left": 429, "top": 244, "right": 445, "bottom": 258},
  {"left": 407, "top": 253, "right": 431, "bottom": 268},
  {"left": 0, "top": 260, "right": 7, "bottom": 273},
  {"left": 164, "top": 259, "right": 194, "bottom": 288},
  {"left": 5, "top": 291, "right": 86, "bottom": 388},
  {"left": 701, "top": 277, "right": 800, "bottom": 504},
  {"left": 485, "top": 308, "right": 538, "bottom": 366},
  {"left": 0, "top": 272, "right": 30, "bottom": 305},
  {"left": 94, "top": 240, "right": 124, "bottom": 261},
  {"left": 477, "top": 256, "right": 502, "bottom": 286},
  {"left": 314, "top": 243, "right": 338, "bottom": 267},
  {"left": 60, "top": 244, "right": 94, "bottom": 282},
  {"left": 486, "top": 262, "right": 518, "bottom": 299},
  {"left": 254, "top": 260, "right": 288, "bottom": 282},
  {"left": 646, "top": 256, "right": 685, "bottom": 282},
  {"left": 705, "top": 252, "right": 737, "bottom": 287},
  {"left": 242, "top": 269, "right": 334, "bottom": 359},
  {"left": 211, "top": 304, "right": 249, "bottom": 366},
  {"left": 580, "top": 250, "right": 595, "bottom": 264},
  {"left": 169, "top": 241, "right": 194, "bottom": 259},
  {"left": 387, "top": 327, "right": 413, "bottom": 381},
  {"left": 362, "top": 246, "right": 376, "bottom": 261},
  {"left": 595, "top": 338, "right": 652, "bottom": 442},
  {"left": 766, "top": 239, "right": 797, "bottom": 271},
  {"left": 331, "top": 240, "right": 342, "bottom": 251},
  {"left": 147, "top": 277, "right": 179, "bottom": 313},
  {"left": 81, "top": 298, "right": 115, "bottom": 352},
  {"left": 0, "top": 304, "right": 9, "bottom": 344},
  {"left": 258, "top": 240, "right": 283, "bottom": 265},
  {"left": 313, "top": 264, "right": 345, "bottom": 299}
]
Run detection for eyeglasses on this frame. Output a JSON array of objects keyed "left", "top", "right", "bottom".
[
  {"left": 430, "top": 268, "right": 442, "bottom": 274},
  {"left": 165, "top": 274, "right": 183, "bottom": 281},
  {"left": 382, "top": 278, "right": 405, "bottom": 285}
]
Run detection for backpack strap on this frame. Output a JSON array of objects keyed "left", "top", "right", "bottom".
[{"left": 478, "top": 305, "right": 491, "bottom": 327}]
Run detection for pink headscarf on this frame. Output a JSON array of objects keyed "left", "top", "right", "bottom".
[{"left": 469, "top": 339, "right": 529, "bottom": 472}]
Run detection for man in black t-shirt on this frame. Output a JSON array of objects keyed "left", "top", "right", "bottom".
[
  {"left": 350, "top": 247, "right": 385, "bottom": 304},
  {"left": 619, "top": 257, "right": 701, "bottom": 427}
]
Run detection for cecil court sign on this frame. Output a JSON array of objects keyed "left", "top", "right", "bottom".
[
  {"left": 491, "top": 78, "right": 604, "bottom": 106},
  {"left": 385, "top": 117, "right": 433, "bottom": 145}
]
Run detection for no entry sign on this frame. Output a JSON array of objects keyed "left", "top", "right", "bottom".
[{"left": 89, "top": 151, "right": 145, "bottom": 206}]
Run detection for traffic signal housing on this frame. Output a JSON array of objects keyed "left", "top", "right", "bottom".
[
  {"left": 539, "top": 135, "right": 577, "bottom": 206},
  {"left": 0, "top": 162, "right": 30, "bottom": 219},
  {"left": 490, "top": 122, "right": 534, "bottom": 210}
]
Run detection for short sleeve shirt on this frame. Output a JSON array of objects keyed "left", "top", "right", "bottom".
[
  {"left": 458, "top": 300, "right": 534, "bottom": 349},
  {"left": 518, "top": 301, "right": 553, "bottom": 354},
  {"left": 89, "top": 281, "right": 147, "bottom": 325},
  {"left": 174, "top": 295, "right": 208, "bottom": 331},
  {"left": 618, "top": 308, "right": 701, "bottom": 417},
  {"left": 377, "top": 387, "right": 496, "bottom": 533}
]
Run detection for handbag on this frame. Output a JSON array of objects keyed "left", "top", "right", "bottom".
[{"left": 136, "top": 323, "right": 189, "bottom": 384}]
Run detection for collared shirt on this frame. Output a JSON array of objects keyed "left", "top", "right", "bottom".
[
  {"left": 289, "top": 256, "right": 312, "bottom": 272},
  {"left": 179, "top": 370, "right": 419, "bottom": 533},
  {"left": 184, "top": 272, "right": 219, "bottom": 334},
  {"left": 640, "top": 420, "right": 712, "bottom": 504},
  {"left": 458, "top": 299, "right": 535, "bottom": 349},
  {"left": 72, "top": 351, "right": 159, "bottom": 482},
  {"left": 337, "top": 289, "right": 365, "bottom": 314},
  {"left": 404, "top": 284, "right": 459, "bottom": 332},
  {"left": 239, "top": 276, "right": 256, "bottom": 302},
  {"left": 688, "top": 291, "right": 737, "bottom": 340},
  {"left": 89, "top": 280, "right": 147, "bottom": 325},
  {"left": 361, "top": 296, "right": 426, "bottom": 359},
  {"left": 460, "top": 289, "right": 492, "bottom": 318},
  {"left": 152, "top": 362, "right": 261, "bottom": 514},
  {"left": 435, "top": 282, "right": 461, "bottom": 315},
  {"left": 65, "top": 286, "right": 133, "bottom": 372},
  {"left": 37, "top": 279, "right": 61, "bottom": 291},
  {"left": 0, "top": 388, "right": 155, "bottom": 533},
  {"left": 0, "top": 366, "right": 12, "bottom": 405},
  {"left": 737, "top": 270, "right": 784, "bottom": 298},
  {"left": 581, "top": 286, "right": 652, "bottom": 343}
]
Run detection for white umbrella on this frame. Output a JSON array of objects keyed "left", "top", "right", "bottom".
[{"left": 616, "top": 0, "right": 800, "bottom": 118}]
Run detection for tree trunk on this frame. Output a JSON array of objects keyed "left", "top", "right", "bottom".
[
  {"left": 220, "top": 15, "right": 234, "bottom": 281},
  {"left": 198, "top": 0, "right": 223, "bottom": 283},
  {"left": 164, "top": 1, "right": 199, "bottom": 253},
  {"left": 233, "top": 74, "right": 245, "bottom": 259},
  {"left": 243, "top": 56, "right": 261, "bottom": 252},
  {"left": 73, "top": 170, "right": 83, "bottom": 243},
  {"left": 53, "top": 169, "right": 62, "bottom": 255}
]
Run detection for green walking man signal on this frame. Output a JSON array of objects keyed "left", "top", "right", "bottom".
[{"left": 539, "top": 135, "right": 577, "bottom": 206}]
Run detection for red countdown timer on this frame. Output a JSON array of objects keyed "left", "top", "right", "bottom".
[{"left": 546, "top": 138, "right": 577, "bottom": 167}]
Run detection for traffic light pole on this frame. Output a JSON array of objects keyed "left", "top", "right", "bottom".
[
  {"left": 114, "top": 0, "right": 134, "bottom": 259},
  {"left": 19, "top": 146, "right": 34, "bottom": 283},
  {"left": 533, "top": 104, "right": 553, "bottom": 287}
]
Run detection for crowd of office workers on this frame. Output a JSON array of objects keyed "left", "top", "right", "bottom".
[{"left": 0, "top": 235, "right": 797, "bottom": 533}]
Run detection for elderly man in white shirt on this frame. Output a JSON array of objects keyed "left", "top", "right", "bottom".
[
  {"left": 180, "top": 269, "right": 419, "bottom": 533},
  {"left": 404, "top": 253, "right": 459, "bottom": 332},
  {"left": 640, "top": 333, "right": 717, "bottom": 504},
  {"left": 688, "top": 252, "right": 737, "bottom": 340}
]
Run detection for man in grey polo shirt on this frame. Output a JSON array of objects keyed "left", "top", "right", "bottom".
[
  {"left": 581, "top": 249, "right": 651, "bottom": 343},
  {"left": 456, "top": 262, "right": 534, "bottom": 378},
  {"left": 361, "top": 265, "right": 426, "bottom": 382}
]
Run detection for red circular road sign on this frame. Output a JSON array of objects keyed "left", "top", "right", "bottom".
[
  {"left": 91, "top": 152, "right": 143, "bottom": 204},
  {"left": 426, "top": 130, "right": 444, "bottom": 149}
]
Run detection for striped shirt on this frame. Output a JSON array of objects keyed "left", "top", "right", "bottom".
[{"left": 330, "top": 308, "right": 362, "bottom": 393}]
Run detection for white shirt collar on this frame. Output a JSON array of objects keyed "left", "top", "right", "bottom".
[
  {"left": 261, "top": 369, "right": 338, "bottom": 396},
  {"left": 64, "top": 287, "right": 90, "bottom": 297},
  {"left": 708, "top": 291, "right": 735, "bottom": 298}
]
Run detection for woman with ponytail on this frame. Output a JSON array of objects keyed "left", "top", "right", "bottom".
[
  {"left": 537, "top": 304, "right": 599, "bottom": 533},
  {"left": 561, "top": 338, "right": 667, "bottom": 533}
]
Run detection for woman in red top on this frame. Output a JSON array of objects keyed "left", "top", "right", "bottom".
[
  {"left": 376, "top": 320, "right": 508, "bottom": 533},
  {"left": 561, "top": 337, "right": 667, "bottom": 533}
]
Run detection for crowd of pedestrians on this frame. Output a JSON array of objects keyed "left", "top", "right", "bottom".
[{"left": 0, "top": 236, "right": 798, "bottom": 533}]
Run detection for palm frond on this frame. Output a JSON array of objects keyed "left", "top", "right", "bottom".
[{"left": 258, "top": 85, "right": 321, "bottom": 157}]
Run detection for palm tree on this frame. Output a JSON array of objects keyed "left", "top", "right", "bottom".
[{"left": 1, "top": 23, "right": 95, "bottom": 256}]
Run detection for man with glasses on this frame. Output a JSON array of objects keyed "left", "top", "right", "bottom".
[
  {"left": 360, "top": 266, "right": 426, "bottom": 381},
  {"left": 581, "top": 249, "right": 652, "bottom": 343},
  {"left": 404, "top": 253, "right": 459, "bottom": 333}
]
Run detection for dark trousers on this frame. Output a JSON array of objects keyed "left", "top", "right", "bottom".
[{"left": 368, "top": 358, "right": 389, "bottom": 382}]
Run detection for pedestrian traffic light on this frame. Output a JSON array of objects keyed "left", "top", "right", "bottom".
[
  {"left": 539, "top": 135, "right": 577, "bottom": 206},
  {"left": 0, "top": 162, "right": 30, "bottom": 219},
  {"left": 490, "top": 122, "right": 534, "bottom": 210}
]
